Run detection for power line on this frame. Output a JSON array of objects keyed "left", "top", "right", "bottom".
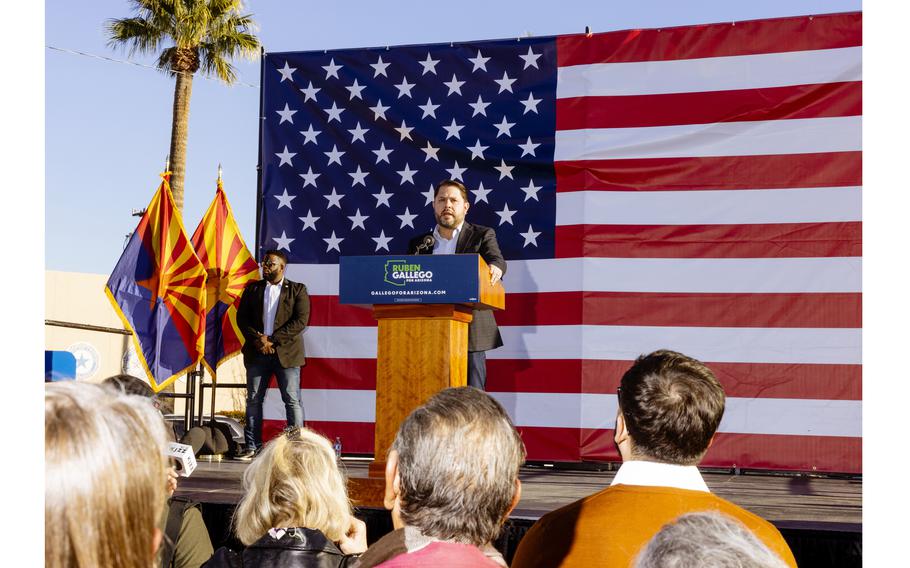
[{"left": 45, "top": 45, "right": 259, "bottom": 88}]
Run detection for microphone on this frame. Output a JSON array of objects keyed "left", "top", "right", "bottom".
[
  {"left": 415, "top": 234, "right": 435, "bottom": 253},
  {"left": 166, "top": 442, "right": 198, "bottom": 477}
]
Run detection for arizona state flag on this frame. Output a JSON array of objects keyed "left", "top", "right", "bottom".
[
  {"left": 105, "top": 172, "right": 207, "bottom": 391},
  {"left": 191, "top": 178, "right": 260, "bottom": 375}
]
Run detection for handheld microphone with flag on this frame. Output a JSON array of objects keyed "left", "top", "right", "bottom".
[
  {"left": 167, "top": 442, "right": 197, "bottom": 477},
  {"left": 416, "top": 235, "right": 435, "bottom": 253}
]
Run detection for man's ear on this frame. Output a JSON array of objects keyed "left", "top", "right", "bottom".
[
  {"left": 383, "top": 449, "right": 401, "bottom": 511},
  {"left": 614, "top": 410, "right": 629, "bottom": 446},
  {"left": 504, "top": 478, "right": 522, "bottom": 519}
]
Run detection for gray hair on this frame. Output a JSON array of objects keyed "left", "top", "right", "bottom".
[
  {"left": 635, "top": 512, "right": 790, "bottom": 568},
  {"left": 392, "top": 387, "right": 526, "bottom": 546}
]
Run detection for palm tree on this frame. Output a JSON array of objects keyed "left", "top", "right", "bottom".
[{"left": 108, "top": 0, "right": 260, "bottom": 212}]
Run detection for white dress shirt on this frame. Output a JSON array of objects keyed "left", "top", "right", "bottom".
[
  {"left": 262, "top": 278, "right": 284, "bottom": 336},
  {"left": 610, "top": 460, "right": 710, "bottom": 493},
  {"left": 432, "top": 222, "right": 464, "bottom": 255}
]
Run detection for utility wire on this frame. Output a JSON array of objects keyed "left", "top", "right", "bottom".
[{"left": 46, "top": 45, "right": 259, "bottom": 88}]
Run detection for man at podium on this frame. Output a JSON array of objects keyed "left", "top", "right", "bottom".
[{"left": 407, "top": 179, "right": 506, "bottom": 390}]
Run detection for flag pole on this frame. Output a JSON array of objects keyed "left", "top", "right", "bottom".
[{"left": 209, "top": 164, "right": 222, "bottom": 433}]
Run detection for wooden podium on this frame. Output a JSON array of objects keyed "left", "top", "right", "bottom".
[{"left": 338, "top": 254, "right": 505, "bottom": 506}]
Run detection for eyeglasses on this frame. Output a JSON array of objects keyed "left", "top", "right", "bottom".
[{"left": 261, "top": 261, "right": 281, "bottom": 268}]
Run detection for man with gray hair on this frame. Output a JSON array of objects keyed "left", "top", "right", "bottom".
[
  {"left": 356, "top": 387, "right": 526, "bottom": 567},
  {"left": 635, "top": 512, "right": 791, "bottom": 568}
]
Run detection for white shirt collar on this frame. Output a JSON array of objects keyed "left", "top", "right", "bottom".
[
  {"left": 432, "top": 221, "right": 464, "bottom": 242},
  {"left": 610, "top": 460, "right": 710, "bottom": 493},
  {"left": 265, "top": 277, "right": 284, "bottom": 288}
]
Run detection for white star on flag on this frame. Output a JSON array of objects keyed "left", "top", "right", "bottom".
[
  {"left": 323, "top": 231, "right": 344, "bottom": 252},
  {"left": 443, "top": 118, "right": 464, "bottom": 140},
  {"left": 300, "top": 125, "right": 321, "bottom": 145},
  {"left": 446, "top": 161, "right": 467, "bottom": 180},
  {"left": 372, "top": 143, "right": 394, "bottom": 164},
  {"left": 494, "top": 71, "right": 517, "bottom": 93},
  {"left": 397, "top": 207, "right": 418, "bottom": 229},
  {"left": 422, "top": 184, "right": 435, "bottom": 205},
  {"left": 274, "top": 188, "right": 296, "bottom": 209},
  {"left": 370, "top": 56, "right": 390, "bottom": 77},
  {"left": 444, "top": 74, "right": 465, "bottom": 96},
  {"left": 519, "top": 136, "right": 541, "bottom": 157},
  {"left": 273, "top": 231, "right": 294, "bottom": 251},
  {"left": 277, "top": 61, "right": 296, "bottom": 82},
  {"left": 322, "top": 58, "right": 342, "bottom": 79},
  {"left": 324, "top": 145, "right": 345, "bottom": 166},
  {"left": 345, "top": 79, "right": 366, "bottom": 99},
  {"left": 324, "top": 188, "right": 344, "bottom": 209},
  {"left": 370, "top": 100, "right": 390, "bottom": 120},
  {"left": 422, "top": 142, "right": 441, "bottom": 162},
  {"left": 299, "top": 167, "right": 320, "bottom": 188},
  {"left": 495, "top": 159, "right": 515, "bottom": 180},
  {"left": 275, "top": 146, "right": 296, "bottom": 167},
  {"left": 348, "top": 122, "right": 368, "bottom": 143},
  {"left": 397, "top": 163, "right": 418, "bottom": 185},
  {"left": 495, "top": 203, "right": 517, "bottom": 225},
  {"left": 419, "top": 53, "right": 440, "bottom": 75},
  {"left": 419, "top": 98, "right": 440, "bottom": 119},
  {"left": 276, "top": 104, "right": 297, "bottom": 124},
  {"left": 300, "top": 81, "right": 320, "bottom": 102},
  {"left": 494, "top": 116, "right": 516, "bottom": 138},
  {"left": 372, "top": 230, "right": 393, "bottom": 252},
  {"left": 347, "top": 209, "right": 369, "bottom": 230},
  {"left": 519, "top": 47, "right": 542, "bottom": 69},
  {"left": 395, "top": 120, "right": 414, "bottom": 141},
  {"left": 467, "top": 139, "right": 489, "bottom": 160},
  {"left": 469, "top": 50, "right": 490, "bottom": 72},
  {"left": 325, "top": 102, "right": 345, "bottom": 123},
  {"left": 520, "top": 225, "right": 541, "bottom": 247},
  {"left": 299, "top": 210, "right": 320, "bottom": 231},
  {"left": 349, "top": 166, "right": 369, "bottom": 186},
  {"left": 521, "top": 92, "right": 542, "bottom": 114},
  {"left": 395, "top": 77, "right": 415, "bottom": 98},
  {"left": 469, "top": 95, "right": 490, "bottom": 117},
  {"left": 520, "top": 179, "right": 542, "bottom": 201},
  {"left": 471, "top": 182, "right": 492, "bottom": 204},
  {"left": 373, "top": 186, "right": 393, "bottom": 208}
]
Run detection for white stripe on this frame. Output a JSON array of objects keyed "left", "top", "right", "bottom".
[
  {"left": 556, "top": 46, "right": 862, "bottom": 98},
  {"left": 553, "top": 116, "right": 861, "bottom": 161},
  {"left": 289, "top": 257, "right": 861, "bottom": 294},
  {"left": 264, "top": 390, "right": 860, "bottom": 437},
  {"left": 555, "top": 187, "right": 862, "bottom": 226},
  {"left": 304, "top": 324, "right": 860, "bottom": 364}
]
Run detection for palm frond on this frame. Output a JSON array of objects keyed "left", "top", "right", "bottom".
[
  {"left": 155, "top": 46, "right": 178, "bottom": 75},
  {"left": 106, "top": 16, "right": 165, "bottom": 56},
  {"left": 198, "top": 48, "right": 237, "bottom": 83}
]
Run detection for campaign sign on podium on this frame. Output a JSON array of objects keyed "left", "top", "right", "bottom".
[{"left": 339, "top": 254, "right": 485, "bottom": 306}]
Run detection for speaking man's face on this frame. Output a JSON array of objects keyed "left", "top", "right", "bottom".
[{"left": 433, "top": 185, "right": 470, "bottom": 230}]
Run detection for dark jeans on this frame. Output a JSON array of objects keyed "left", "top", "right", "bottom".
[
  {"left": 244, "top": 353, "right": 303, "bottom": 450},
  {"left": 468, "top": 350, "right": 487, "bottom": 390}
]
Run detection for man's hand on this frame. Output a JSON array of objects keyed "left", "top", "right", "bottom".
[
  {"left": 490, "top": 264, "right": 503, "bottom": 286},
  {"left": 337, "top": 516, "right": 368, "bottom": 555},
  {"left": 255, "top": 333, "right": 275, "bottom": 355}
]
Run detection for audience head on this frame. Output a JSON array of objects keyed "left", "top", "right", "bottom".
[
  {"left": 635, "top": 511, "right": 790, "bottom": 568},
  {"left": 103, "top": 373, "right": 156, "bottom": 400},
  {"left": 233, "top": 427, "right": 353, "bottom": 546},
  {"left": 616, "top": 349, "right": 725, "bottom": 465},
  {"left": 385, "top": 386, "right": 526, "bottom": 546},
  {"left": 45, "top": 381, "right": 170, "bottom": 568}
]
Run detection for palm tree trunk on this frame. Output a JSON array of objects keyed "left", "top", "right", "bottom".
[{"left": 168, "top": 69, "right": 194, "bottom": 212}]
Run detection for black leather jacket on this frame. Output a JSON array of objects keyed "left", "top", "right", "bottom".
[{"left": 202, "top": 527, "right": 358, "bottom": 568}]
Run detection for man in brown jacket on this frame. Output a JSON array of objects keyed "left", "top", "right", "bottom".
[
  {"left": 510, "top": 350, "right": 797, "bottom": 568},
  {"left": 235, "top": 249, "right": 310, "bottom": 459}
]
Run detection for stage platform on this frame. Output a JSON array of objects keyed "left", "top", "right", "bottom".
[{"left": 177, "top": 459, "right": 862, "bottom": 567}]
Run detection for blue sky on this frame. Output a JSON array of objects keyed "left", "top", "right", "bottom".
[{"left": 45, "top": 0, "right": 862, "bottom": 275}]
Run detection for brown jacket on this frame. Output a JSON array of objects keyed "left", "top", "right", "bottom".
[{"left": 236, "top": 278, "right": 310, "bottom": 368}]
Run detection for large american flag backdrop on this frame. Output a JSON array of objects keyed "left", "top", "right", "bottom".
[{"left": 256, "top": 12, "right": 861, "bottom": 473}]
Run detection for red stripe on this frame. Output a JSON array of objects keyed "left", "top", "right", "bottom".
[
  {"left": 309, "top": 296, "right": 377, "bottom": 326},
  {"left": 555, "top": 222, "right": 862, "bottom": 258},
  {"left": 556, "top": 82, "right": 861, "bottom": 130},
  {"left": 554, "top": 152, "right": 862, "bottom": 191},
  {"left": 498, "top": 292, "right": 862, "bottom": 328},
  {"left": 297, "top": 358, "right": 860, "bottom": 400},
  {"left": 556, "top": 12, "right": 861, "bottom": 67}
]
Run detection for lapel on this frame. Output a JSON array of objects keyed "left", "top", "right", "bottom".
[
  {"left": 274, "top": 279, "right": 291, "bottom": 323},
  {"left": 455, "top": 222, "right": 473, "bottom": 253}
]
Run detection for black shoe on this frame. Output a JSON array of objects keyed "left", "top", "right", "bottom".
[{"left": 235, "top": 448, "right": 255, "bottom": 460}]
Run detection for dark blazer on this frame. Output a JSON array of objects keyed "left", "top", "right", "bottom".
[
  {"left": 407, "top": 222, "right": 506, "bottom": 352},
  {"left": 236, "top": 278, "right": 310, "bottom": 368},
  {"left": 203, "top": 527, "right": 357, "bottom": 568}
]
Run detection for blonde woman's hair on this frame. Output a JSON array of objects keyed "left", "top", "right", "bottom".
[
  {"left": 45, "top": 381, "right": 169, "bottom": 568},
  {"left": 233, "top": 427, "right": 353, "bottom": 545}
]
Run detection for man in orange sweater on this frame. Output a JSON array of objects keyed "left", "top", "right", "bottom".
[{"left": 510, "top": 350, "right": 797, "bottom": 568}]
